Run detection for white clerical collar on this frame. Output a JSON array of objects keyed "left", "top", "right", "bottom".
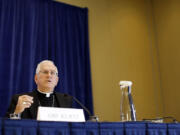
[{"left": 37, "top": 89, "right": 53, "bottom": 97}]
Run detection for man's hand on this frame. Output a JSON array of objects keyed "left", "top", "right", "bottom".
[{"left": 14, "top": 95, "right": 34, "bottom": 114}]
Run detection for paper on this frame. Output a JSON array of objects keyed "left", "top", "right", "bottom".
[{"left": 37, "top": 107, "right": 85, "bottom": 122}]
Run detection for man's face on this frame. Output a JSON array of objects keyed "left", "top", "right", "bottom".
[{"left": 34, "top": 62, "right": 59, "bottom": 93}]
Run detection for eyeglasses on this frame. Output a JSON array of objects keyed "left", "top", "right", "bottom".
[{"left": 39, "top": 70, "right": 58, "bottom": 76}]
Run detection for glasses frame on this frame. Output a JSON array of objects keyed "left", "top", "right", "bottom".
[{"left": 39, "top": 70, "right": 58, "bottom": 76}]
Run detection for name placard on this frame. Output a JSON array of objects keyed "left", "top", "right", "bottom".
[{"left": 37, "top": 107, "right": 85, "bottom": 122}]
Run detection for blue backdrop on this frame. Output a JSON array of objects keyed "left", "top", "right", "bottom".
[{"left": 0, "top": 0, "right": 93, "bottom": 118}]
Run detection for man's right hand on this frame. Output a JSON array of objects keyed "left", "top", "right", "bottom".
[{"left": 14, "top": 95, "right": 34, "bottom": 114}]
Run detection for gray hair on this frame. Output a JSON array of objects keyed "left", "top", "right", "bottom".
[{"left": 35, "top": 60, "right": 58, "bottom": 74}]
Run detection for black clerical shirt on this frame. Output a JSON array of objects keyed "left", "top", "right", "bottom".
[{"left": 36, "top": 90, "right": 58, "bottom": 107}]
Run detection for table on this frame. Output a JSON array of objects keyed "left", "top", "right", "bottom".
[{"left": 1, "top": 118, "right": 180, "bottom": 135}]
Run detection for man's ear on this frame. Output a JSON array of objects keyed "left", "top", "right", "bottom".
[
  {"left": 34, "top": 74, "right": 38, "bottom": 85},
  {"left": 55, "top": 76, "right": 59, "bottom": 86}
]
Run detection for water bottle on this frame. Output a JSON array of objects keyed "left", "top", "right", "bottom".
[{"left": 119, "top": 81, "right": 136, "bottom": 121}]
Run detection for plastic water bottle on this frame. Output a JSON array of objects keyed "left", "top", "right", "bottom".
[{"left": 119, "top": 81, "right": 136, "bottom": 121}]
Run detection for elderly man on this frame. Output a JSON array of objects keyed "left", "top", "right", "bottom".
[{"left": 6, "top": 60, "right": 72, "bottom": 119}]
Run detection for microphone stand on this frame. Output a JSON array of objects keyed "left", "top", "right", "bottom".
[{"left": 72, "top": 97, "right": 99, "bottom": 122}]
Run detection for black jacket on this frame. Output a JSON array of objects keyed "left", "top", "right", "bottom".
[{"left": 5, "top": 90, "right": 73, "bottom": 119}]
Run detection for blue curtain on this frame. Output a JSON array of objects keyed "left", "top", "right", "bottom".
[{"left": 0, "top": 0, "right": 93, "bottom": 118}]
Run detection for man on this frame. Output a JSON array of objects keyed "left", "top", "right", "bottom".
[{"left": 6, "top": 60, "right": 72, "bottom": 119}]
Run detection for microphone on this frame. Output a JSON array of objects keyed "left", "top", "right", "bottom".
[{"left": 72, "top": 96, "right": 99, "bottom": 122}]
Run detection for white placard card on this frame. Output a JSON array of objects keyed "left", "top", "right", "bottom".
[{"left": 37, "top": 107, "right": 85, "bottom": 122}]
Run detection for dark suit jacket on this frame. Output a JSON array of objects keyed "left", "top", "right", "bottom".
[{"left": 5, "top": 90, "right": 73, "bottom": 119}]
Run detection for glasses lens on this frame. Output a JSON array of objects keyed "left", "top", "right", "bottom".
[{"left": 40, "top": 70, "right": 57, "bottom": 76}]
